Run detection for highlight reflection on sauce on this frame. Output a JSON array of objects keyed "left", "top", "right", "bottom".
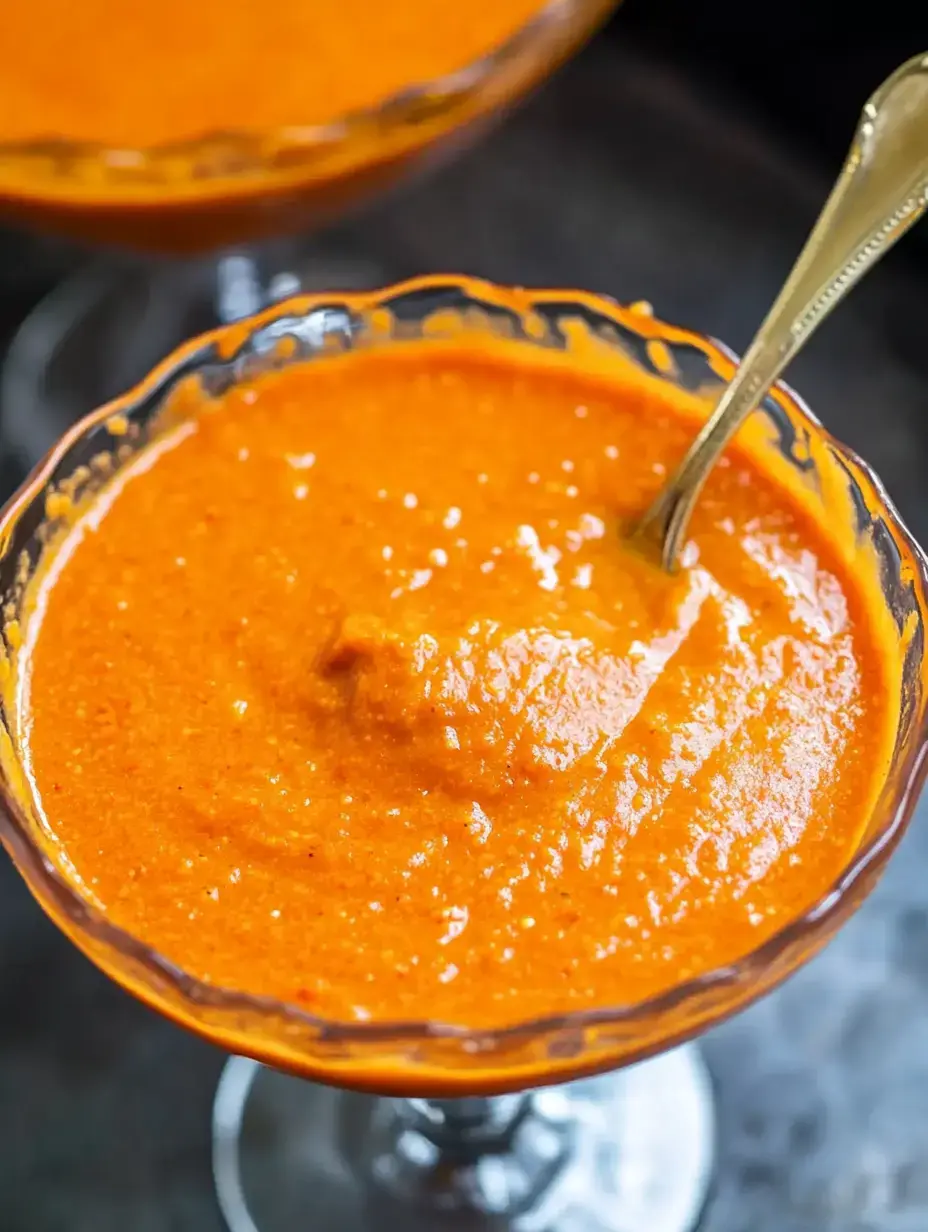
[{"left": 18, "top": 343, "right": 896, "bottom": 1028}]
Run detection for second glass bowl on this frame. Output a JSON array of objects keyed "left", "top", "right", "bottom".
[{"left": 0, "top": 0, "right": 617, "bottom": 251}]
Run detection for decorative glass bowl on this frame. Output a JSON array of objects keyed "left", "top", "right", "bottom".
[
  {"left": 0, "top": 0, "right": 617, "bottom": 251},
  {"left": 1, "top": 277, "right": 925, "bottom": 1231}
]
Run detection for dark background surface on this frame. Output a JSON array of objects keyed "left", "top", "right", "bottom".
[
  {"left": 621, "top": 0, "right": 925, "bottom": 168},
  {"left": 4, "top": 9, "right": 928, "bottom": 1230}
]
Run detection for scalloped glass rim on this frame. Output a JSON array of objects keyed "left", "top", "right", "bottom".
[
  {"left": 1, "top": 275, "right": 926, "bottom": 1087},
  {"left": 0, "top": 0, "right": 615, "bottom": 199}
]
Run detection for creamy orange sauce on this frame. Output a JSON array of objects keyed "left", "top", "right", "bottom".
[
  {"left": 1, "top": 0, "right": 548, "bottom": 149},
  {"left": 19, "top": 340, "right": 896, "bottom": 1029}
]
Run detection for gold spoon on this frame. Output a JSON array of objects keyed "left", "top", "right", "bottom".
[{"left": 636, "top": 51, "right": 928, "bottom": 572}]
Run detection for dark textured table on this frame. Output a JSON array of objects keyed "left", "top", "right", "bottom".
[{"left": 4, "top": 36, "right": 928, "bottom": 1232}]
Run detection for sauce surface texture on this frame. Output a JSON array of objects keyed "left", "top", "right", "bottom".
[
  {"left": 1, "top": 0, "right": 547, "bottom": 149},
  {"left": 20, "top": 341, "right": 896, "bottom": 1027}
]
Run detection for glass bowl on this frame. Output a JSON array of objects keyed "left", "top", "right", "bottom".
[
  {"left": 0, "top": 0, "right": 617, "bottom": 252},
  {"left": 0, "top": 276, "right": 926, "bottom": 1232}
]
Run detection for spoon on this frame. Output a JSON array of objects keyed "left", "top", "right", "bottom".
[{"left": 636, "top": 51, "right": 928, "bottom": 572}]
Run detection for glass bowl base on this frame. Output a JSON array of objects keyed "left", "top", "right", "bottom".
[{"left": 212, "top": 1046, "right": 715, "bottom": 1232}]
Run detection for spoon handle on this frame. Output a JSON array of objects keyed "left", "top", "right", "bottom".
[{"left": 637, "top": 51, "right": 928, "bottom": 571}]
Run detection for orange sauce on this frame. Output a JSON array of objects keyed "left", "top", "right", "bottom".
[
  {"left": 0, "top": 0, "right": 549, "bottom": 149},
  {"left": 18, "top": 337, "right": 897, "bottom": 1030}
]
